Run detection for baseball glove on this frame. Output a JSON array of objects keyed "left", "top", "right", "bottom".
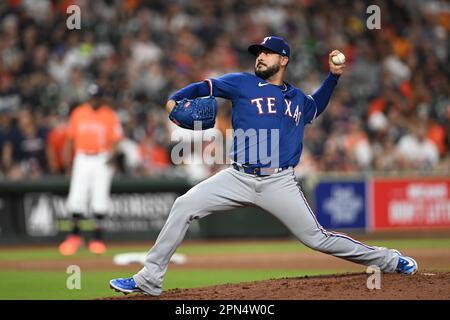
[{"left": 169, "top": 96, "right": 217, "bottom": 130}]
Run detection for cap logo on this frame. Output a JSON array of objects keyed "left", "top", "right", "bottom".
[
  {"left": 261, "top": 36, "right": 271, "bottom": 44},
  {"left": 88, "top": 84, "right": 99, "bottom": 95},
  {"left": 282, "top": 49, "right": 286, "bottom": 54}
]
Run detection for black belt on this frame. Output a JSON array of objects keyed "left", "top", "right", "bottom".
[{"left": 232, "top": 163, "right": 292, "bottom": 176}]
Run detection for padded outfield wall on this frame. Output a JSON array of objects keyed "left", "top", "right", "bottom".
[{"left": 0, "top": 174, "right": 449, "bottom": 243}]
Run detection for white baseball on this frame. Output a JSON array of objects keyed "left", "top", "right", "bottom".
[{"left": 331, "top": 52, "right": 346, "bottom": 65}]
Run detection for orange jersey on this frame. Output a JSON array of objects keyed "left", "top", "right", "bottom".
[
  {"left": 139, "top": 142, "right": 170, "bottom": 170},
  {"left": 48, "top": 124, "right": 69, "bottom": 171},
  {"left": 68, "top": 103, "right": 123, "bottom": 154}
]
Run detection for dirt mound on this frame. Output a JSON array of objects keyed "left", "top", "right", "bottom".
[{"left": 103, "top": 271, "right": 450, "bottom": 300}]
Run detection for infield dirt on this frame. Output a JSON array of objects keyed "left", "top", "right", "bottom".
[
  {"left": 103, "top": 247, "right": 450, "bottom": 300},
  {"left": 104, "top": 271, "right": 450, "bottom": 300}
]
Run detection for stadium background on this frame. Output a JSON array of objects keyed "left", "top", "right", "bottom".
[{"left": 0, "top": 0, "right": 449, "bottom": 299}]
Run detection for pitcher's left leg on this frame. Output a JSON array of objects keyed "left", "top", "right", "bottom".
[{"left": 257, "top": 171, "right": 400, "bottom": 273}]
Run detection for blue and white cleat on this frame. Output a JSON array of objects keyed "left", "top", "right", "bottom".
[
  {"left": 110, "top": 277, "right": 143, "bottom": 294},
  {"left": 393, "top": 251, "right": 418, "bottom": 275}
]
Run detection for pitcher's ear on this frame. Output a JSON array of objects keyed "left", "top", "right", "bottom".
[{"left": 281, "top": 56, "right": 289, "bottom": 67}]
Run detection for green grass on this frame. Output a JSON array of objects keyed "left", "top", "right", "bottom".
[
  {"left": 0, "top": 269, "right": 334, "bottom": 300},
  {"left": 0, "top": 246, "right": 152, "bottom": 262},
  {"left": 365, "top": 238, "right": 450, "bottom": 249},
  {"left": 2, "top": 238, "right": 450, "bottom": 261},
  {"left": 0, "top": 238, "right": 449, "bottom": 299},
  {"left": 0, "top": 241, "right": 311, "bottom": 261},
  {"left": 178, "top": 238, "right": 450, "bottom": 254}
]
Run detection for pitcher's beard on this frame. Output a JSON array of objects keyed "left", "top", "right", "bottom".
[{"left": 255, "top": 63, "right": 280, "bottom": 80}]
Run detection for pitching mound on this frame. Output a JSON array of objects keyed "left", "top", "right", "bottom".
[{"left": 103, "top": 271, "right": 450, "bottom": 300}]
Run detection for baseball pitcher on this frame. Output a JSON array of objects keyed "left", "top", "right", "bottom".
[{"left": 110, "top": 36, "right": 417, "bottom": 295}]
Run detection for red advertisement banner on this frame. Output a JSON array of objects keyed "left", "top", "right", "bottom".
[{"left": 372, "top": 178, "right": 450, "bottom": 229}]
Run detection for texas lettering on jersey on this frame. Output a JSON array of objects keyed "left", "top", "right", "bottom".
[
  {"left": 206, "top": 72, "right": 317, "bottom": 168},
  {"left": 250, "top": 97, "right": 301, "bottom": 126}
]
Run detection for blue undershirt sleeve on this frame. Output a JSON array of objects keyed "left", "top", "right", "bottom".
[
  {"left": 169, "top": 73, "right": 242, "bottom": 102},
  {"left": 304, "top": 73, "right": 340, "bottom": 123},
  {"left": 168, "top": 82, "right": 211, "bottom": 101},
  {"left": 206, "top": 73, "right": 242, "bottom": 100}
]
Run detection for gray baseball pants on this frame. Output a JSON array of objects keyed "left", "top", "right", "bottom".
[{"left": 134, "top": 167, "right": 399, "bottom": 295}]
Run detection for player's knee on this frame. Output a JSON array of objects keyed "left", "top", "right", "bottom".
[
  {"left": 172, "top": 194, "right": 203, "bottom": 217},
  {"left": 298, "top": 229, "right": 328, "bottom": 251},
  {"left": 173, "top": 194, "right": 190, "bottom": 209},
  {"left": 301, "top": 238, "right": 318, "bottom": 250}
]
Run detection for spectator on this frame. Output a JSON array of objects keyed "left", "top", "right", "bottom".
[
  {"left": 396, "top": 122, "right": 440, "bottom": 170},
  {"left": 139, "top": 132, "right": 170, "bottom": 177},
  {"left": 2, "top": 108, "right": 49, "bottom": 179},
  {"left": 0, "top": 109, "right": 12, "bottom": 176},
  {"left": 0, "top": 1, "right": 447, "bottom": 177},
  {"left": 46, "top": 111, "right": 70, "bottom": 175},
  {"left": 344, "top": 118, "right": 373, "bottom": 170}
]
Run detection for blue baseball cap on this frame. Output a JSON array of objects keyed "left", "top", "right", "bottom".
[{"left": 248, "top": 36, "right": 290, "bottom": 58}]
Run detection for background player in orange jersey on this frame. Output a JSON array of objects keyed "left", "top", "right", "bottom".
[{"left": 59, "top": 83, "right": 124, "bottom": 256}]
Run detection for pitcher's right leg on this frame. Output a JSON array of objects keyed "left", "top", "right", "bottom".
[{"left": 131, "top": 168, "right": 254, "bottom": 295}]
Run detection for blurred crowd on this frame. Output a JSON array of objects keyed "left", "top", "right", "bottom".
[{"left": 0, "top": 0, "right": 448, "bottom": 181}]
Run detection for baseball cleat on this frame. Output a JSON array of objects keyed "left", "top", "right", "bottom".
[
  {"left": 88, "top": 240, "right": 106, "bottom": 255},
  {"left": 394, "top": 252, "right": 418, "bottom": 275},
  {"left": 110, "top": 277, "right": 143, "bottom": 294},
  {"left": 59, "top": 235, "right": 83, "bottom": 256}
]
